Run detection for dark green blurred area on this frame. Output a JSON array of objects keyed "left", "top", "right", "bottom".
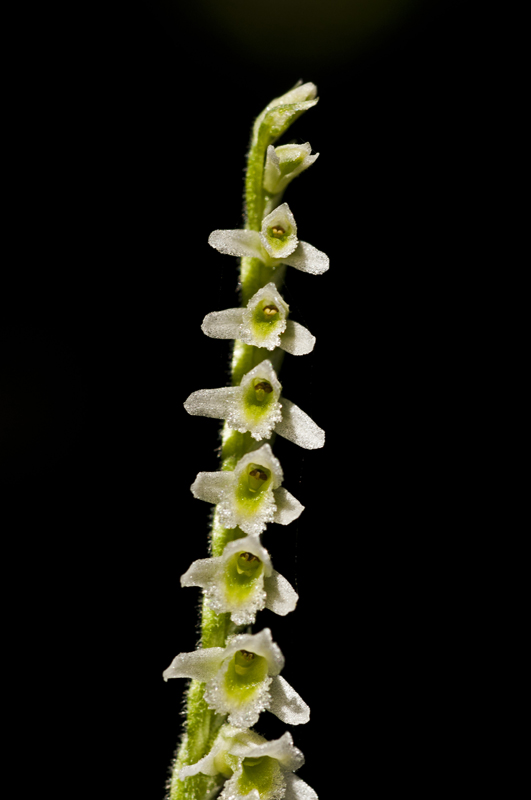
[{"left": 161, "top": 0, "right": 421, "bottom": 67}]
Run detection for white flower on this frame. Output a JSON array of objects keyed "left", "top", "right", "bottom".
[
  {"left": 263, "top": 143, "right": 319, "bottom": 196},
  {"left": 202, "top": 282, "right": 316, "bottom": 356},
  {"left": 184, "top": 359, "right": 324, "bottom": 449},
  {"left": 190, "top": 444, "right": 303, "bottom": 536},
  {"left": 181, "top": 534, "right": 298, "bottom": 626},
  {"left": 163, "top": 629, "right": 310, "bottom": 729},
  {"left": 208, "top": 202, "right": 329, "bottom": 275},
  {"left": 179, "top": 725, "right": 317, "bottom": 800}
]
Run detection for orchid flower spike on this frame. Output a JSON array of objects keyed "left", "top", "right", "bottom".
[
  {"left": 163, "top": 628, "right": 309, "bottom": 729},
  {"left": 202, "top": 282, "right": 316, "bottom": 355},
  {"left": 190, "top": 444, "right": 303, "bottom": 536},
  {"left": 181, "top": 534, "right": 297, "bottom": 625},
  {"left": 184, "top": 359, "right": 325, "bottom": 449},
  {"left": 208, "top": 202, "right": 329, "bottom": 275},
  {"left": 179, "top": 725, "right": 317, "bottom": 800}
]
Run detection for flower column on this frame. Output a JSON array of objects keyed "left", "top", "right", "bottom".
[{"left": 165, "top": 83, "right": 328, "bottom": 800}]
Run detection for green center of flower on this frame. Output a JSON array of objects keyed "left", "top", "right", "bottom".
[
  {"left": 262, "top": 304, "right": 279, "bottom": 319},
  {"left": 243, "top": 378, "right": 276, "bottom": 421},
  {"left": 224, "top": 551, "right": 264, "bottom": 600},
  {"left": 236, "top": 552, "right": 262, "bottom": 576},
  {"left": 236, "top": 463, "right": 272, "bottom": 507},
  {"left": 234, "top": 649, "right": 256, "bottom": 674},
  {"left": 224, "top": 650, "right": 269, "bottom": 703},
  {"left": 249, "top": 300, "right": 283, "bottom": 340},
  {"left": 270, "top": 225, "right": 285, "bottom": 238},
  {"left": 238, "top": 755, "right": 280, "bottom": 797},
  {"left": 248, "top": 467, "right": 269, "bottom": 493},
  {"left": 253, "top": 380, "right": 273, "bottom": 402}
]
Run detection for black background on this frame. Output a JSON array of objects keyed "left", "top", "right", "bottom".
[{"left": 1, "top": 1, "right": 484, "bottom": 796}]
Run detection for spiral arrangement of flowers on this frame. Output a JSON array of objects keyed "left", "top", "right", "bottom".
[{"left": 164, "top": 82, "right": 327, "bottom": 800}]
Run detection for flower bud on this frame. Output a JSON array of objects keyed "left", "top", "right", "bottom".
[{"left": 263, "top": 143, "right": 319, "bottom": 196}]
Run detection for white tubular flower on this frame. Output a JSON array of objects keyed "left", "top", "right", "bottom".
[
  {"left": 190, "top": 444, "right": 303, "bottom": 536},
  {"left": 184, "top": 360, "right": 325, "bottom": 450},
  {"left": 163, "top": 629, "right": 310, "bottom": 729},
  {"left": 181, "top": 534, "right": 298, "bottom": 626},
  {"left": 263, "top": 143, "right": 319, "bottom": 196},
  {"left": 208, "top": 202, "right": 329, "bottom": 276},
  {"left": 202, "top": 282, "right": 316, "bottom": 356},
  {"left": 180, "top": 725, "right": 317, "bottom": 800}
]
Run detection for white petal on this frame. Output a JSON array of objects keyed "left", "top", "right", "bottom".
[
  {"left": 275, "top": 398, "right": 325, "bottom": 450},
  {"left": 263, "top": 145, "right": 281, "bottom": 193},
  {"left": 202, "top": 308, "right": 244, "bottom": 340},
  {"left": 280, "top": 320, "right": 315, "bottom": 356},
  {"left": 264, "top": 570, "right": 298, "bottom": 616},
  {"left": 179, "top": 750, "right": 219, "bottom": 780},
  {"left": 272, "top": 487, "right": 304, "bottom": 525},
  {"left": 230, "top": 732, "right": 304, "bottom": 773},
  {"left": 184, "top": 387, "right": 238, "bottom": 420},
  {"left": 284, "top": 773, "right": 319, "bottom": 800},
  {"left": 163, "top": 647, "right": 224, "bottom": 682},
  {"left": 191, "top": 471, "right": 233, "bottom": 505},
  {"left": 282, "top": 241, "right": 329, "bottom": 275},
  {"left": 269, "top": 675, "right": 310, "bottom": 726},
  {"left": 223, "top": 628, "right": 285, "bottom": 676},
  {"left": 180, "top": 556, "right": 222, "bottom": 589},
  {"left": 208, "top": 229, "right": 263, "bottom": 259}
]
